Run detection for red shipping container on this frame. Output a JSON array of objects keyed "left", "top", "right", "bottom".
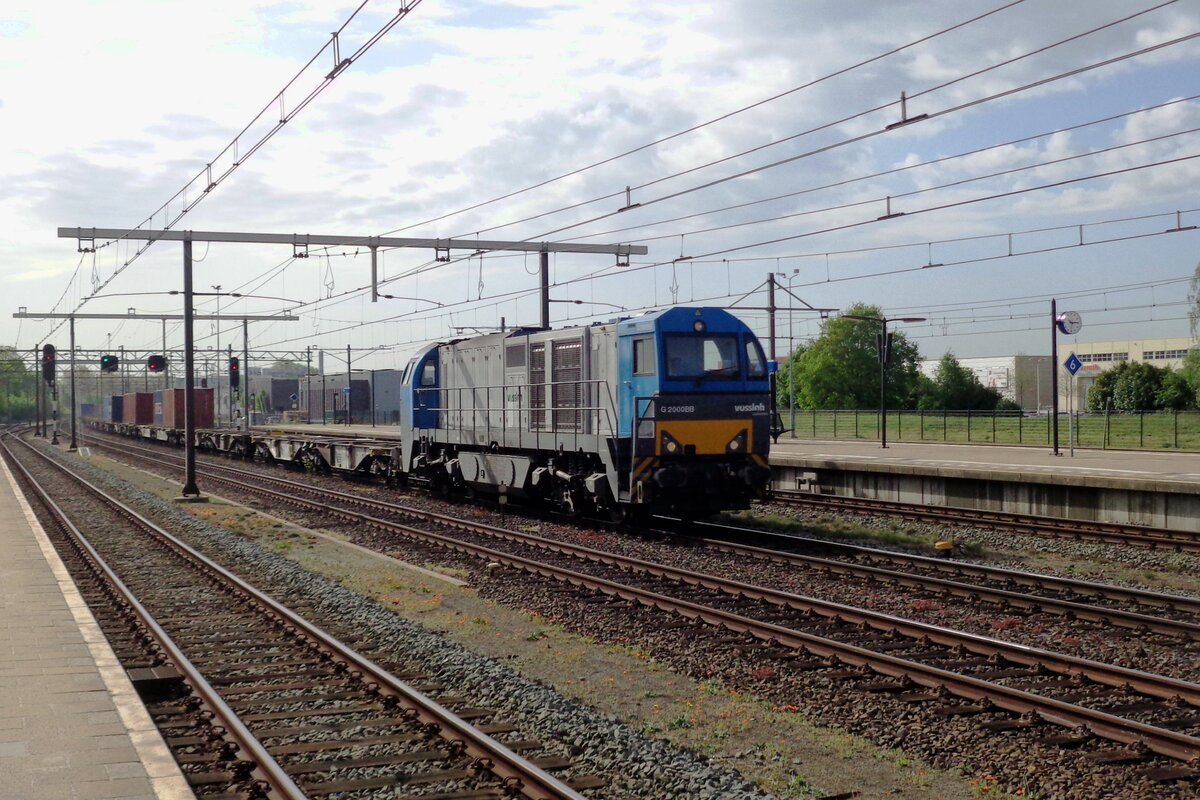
[
  {"left": 162, "top": 388, "right": 214, "bottom": 429},
  {"left": 122, "top": 393, "right": 154, "bottom": 425}
]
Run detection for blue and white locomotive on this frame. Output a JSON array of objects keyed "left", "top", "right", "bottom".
[{"left": 396, "top": 307, "right": 772, "bottom": 517}]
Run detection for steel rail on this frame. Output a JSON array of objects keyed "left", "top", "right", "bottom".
[
  {"left": 688, "top": 517, "right": 1200, "bottom": 616},
  {"left": 85, "top": 434, "right": 1200, "bottom": 625},
  {"left": 193, "top": 469, "right": 1200, "bottom": 762},
  {"left": 770, "top": 488, "right": 1200, "bottom": 552},
  {"left": 661, "top": 523, "right": 1200, "bottom": 639},
  {"left": 82, "top": 434, "right": 1200, "bottom": 762},
  {"left": 12, "top": 435, "right": 587, "bottom": 800},
  {"left": 85, "top": 433, "right": 1200, "bottom": 639},
  {"left": 0, "top": 434, "right": 308, "bottom": 800}
]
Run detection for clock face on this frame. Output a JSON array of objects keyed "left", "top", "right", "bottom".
[{"left": 1057, "top": 311, "right": 1082, "bottom": 335}]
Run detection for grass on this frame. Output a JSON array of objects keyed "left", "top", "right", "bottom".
[{"left": 781, "top": 409, "right": 1200, "bottom": 450}]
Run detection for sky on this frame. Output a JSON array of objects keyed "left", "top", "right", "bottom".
[{"left": 1, "top": 0, "right": 1199, "bottom": 371}]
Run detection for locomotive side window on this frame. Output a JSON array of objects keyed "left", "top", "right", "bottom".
[
  {"left": 745, "top": 338, "right": 767, "bottom": 379},
  {"left": 632, "top": 337, "right": 655, "bottom": 376},
  {"left": 664, "top": 334, "right": 740, "bottom": 379},
  {"left": 420, "top": 362, "right": 437, "bottom": 387}
]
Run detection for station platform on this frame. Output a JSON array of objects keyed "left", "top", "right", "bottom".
[
  {"left": 768, "top": 439, "right": 1200, "bottom": 533},
  {"left": 769, "top": 438, "right": 1200, "bottom": 493},
  {"left": 0, "top": 456, "right": 191, "bottom": 800}
]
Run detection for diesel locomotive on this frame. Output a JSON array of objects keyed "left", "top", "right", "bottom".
[{"left": 398, "top": 306, "right": 773, "bottom": 518}]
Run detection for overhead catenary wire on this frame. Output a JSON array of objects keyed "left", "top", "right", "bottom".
[
  {"left": 191, "top": 1, "right": 1191, "bottom": 335},
  {"left": 365, "top": 14, "right": 1200, "bottom": 303},
  {"left": 231, "top": 193, "right": 1200, "bottom": 353},
  {"left": 242, "top": 196, "right": 1200, "bottom": 352},
  {"left": 514, "top": 25, "right": 1200, "bottom": 250},
  {"left": 199, "top": 1, "right": 1036, "bottom": 315},
  {"left": 44, "top": 0, "right": 426, "bottom": 343},
  {"left": 560, "top": 95, "right": 1200, "bottom": 245},
  {"left": 589, "top": 125, "right": 1200, "bottom": 247},
  {"left": 212, "top": 201, "right": 1198, "bottom": 358},
  {"left": 378, "top": 0, "right": 1035, "bottom": 238},
  {"left": 430, "top": 0, "right": 1186, "bottom": 248},
  {"left": 84, "top": 5, "right": 1200, "bottom": 359}
]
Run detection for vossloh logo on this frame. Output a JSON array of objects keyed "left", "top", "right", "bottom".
[{"left": 733, "top": 402, "right": 766, "bottom": 413}]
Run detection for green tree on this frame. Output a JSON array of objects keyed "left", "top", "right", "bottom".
[
  {"left": 775, "top": 345, "right": 807, "bottom": 410},
  {"left": 1112, "top": 362, "right": 1164, "bottom": 411},
  {"left": 785, "top": 303, "right": 921, "bottom": 409},
  {"left": 1086, "top": 362, "right": 1126, "bottom": 412},
  {"left": 1180, "top": 350, "right": 1200, "bottom": 400},
  {"left": 917, "top": 353, "right": 1003, "bottom": 410},
  {"left": 0, "top": 347, "right": 38, "bottom": 422},
  {"left": 1156, "top": 369, "right": 1196, "bottom": 410}
]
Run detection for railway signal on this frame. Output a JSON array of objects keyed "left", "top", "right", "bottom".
[
  {"left": 147, "top": 354, "right": 167, "bottom": 372},
  {"left": 228, "top": 357, "right": 240, "bottom": 389},
  {"left": 100, "top": 353, "right": 120, "bottom": 373},
  {"left": 41, "top": 344, "right": 56, "bottom": 384}
]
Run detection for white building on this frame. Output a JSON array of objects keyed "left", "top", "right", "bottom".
[
  {"left": 921, "top": 337, "right": 1196, "bottom": 412},
  {"left": 1062, "top": 336, "right": 1194, "bottom": 409},
  {"left": 919, "top": 355, "right": 1053, "bottom": 411}
]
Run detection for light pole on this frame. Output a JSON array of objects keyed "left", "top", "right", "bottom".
[
  {"left": 841, "top": 313, "right": 926, "bottom": 449},
  {"left": 775, "top": 269, "right": 799, "bottom": 436}
]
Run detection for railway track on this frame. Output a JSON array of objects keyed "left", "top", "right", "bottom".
[
  {"left": 86, "top": 431, "right": 1200, "bottom": 641},
  {"left": 3, "top": 433, "right": 592, "bottom": 800},
  {"left": 668, "top": 519, "right": 1200, "bottom": 640},
  {"left": 76, "top": 431, "right": 1200, "bottom": 775},
  {"left": 768, "top": 487, "right": 1200, "bottom": 553}
]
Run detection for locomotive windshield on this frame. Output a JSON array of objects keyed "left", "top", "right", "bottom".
[
  {"left": 745, "top": 338, "right": 767, "bottom": 379},
  {"left": 664, "top": 334, "right": 741, "bottom": 379}
]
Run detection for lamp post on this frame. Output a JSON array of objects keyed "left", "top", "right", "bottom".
[
  {"left": 841, "top": 313, "right": 926, "bottom": 449},
  {"left": 775, "top": 269, "right": 800, "bottom": 436}
]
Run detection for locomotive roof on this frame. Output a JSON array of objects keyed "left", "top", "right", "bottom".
[{"left": 427, "top": 306, "right": 752, "bottom": 350}]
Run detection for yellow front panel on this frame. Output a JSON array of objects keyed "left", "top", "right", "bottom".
[{"left": 656, "top": 419, "right": 752, "bottom": 456}]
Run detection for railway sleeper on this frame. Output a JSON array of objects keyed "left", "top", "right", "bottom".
[
  {"left": 301, "top": 765, "right": 474, "bottom": 793},
  {"left": 1140, "top": 766, "right": 1200, "bottom": 782},
  {"left": 1037, "top": 732, "right": 1095, "bottom": 748},
  {"left": 1085, "top": 746, "right": 1152, "bottom": 765},
  {"left": 932, "top": 704, "right": 989, "bottom": 716}
]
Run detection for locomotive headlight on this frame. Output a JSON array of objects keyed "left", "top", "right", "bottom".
[
  {"left": 693, "top": 320, "right": 706, "bottom": 332},
  {"left": 726, "top": 429, "right": 748, "bottom": 453},
  {"left": 661, "top": 431, "right": 682, "bottom": 454}
]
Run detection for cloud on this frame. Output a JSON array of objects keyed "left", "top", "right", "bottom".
[{"left": 146, "top": 114, "right": 229, "bottom": 140}]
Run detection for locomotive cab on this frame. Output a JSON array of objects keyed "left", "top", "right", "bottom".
[{"left": 617, "top": 307, "right": 771, "bottom": 515}]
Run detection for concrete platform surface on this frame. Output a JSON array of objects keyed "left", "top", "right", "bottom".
[
  {"left": 0, "top": 453, "right": 193, "bottom": 800},
  {"left": 769, "top": 438, "right": 1200, "bottom": 493}
]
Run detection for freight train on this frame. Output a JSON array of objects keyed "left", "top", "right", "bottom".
[{"left": 83, "top": 307, "right": 774, "bottom": 518}]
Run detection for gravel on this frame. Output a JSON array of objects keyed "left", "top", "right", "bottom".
[
  {"left": 27, "top": 440, "right": 776, "bottom": 800},
  {"left": 65, "top": 436, "right": 1200, "bottom": 799}
]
